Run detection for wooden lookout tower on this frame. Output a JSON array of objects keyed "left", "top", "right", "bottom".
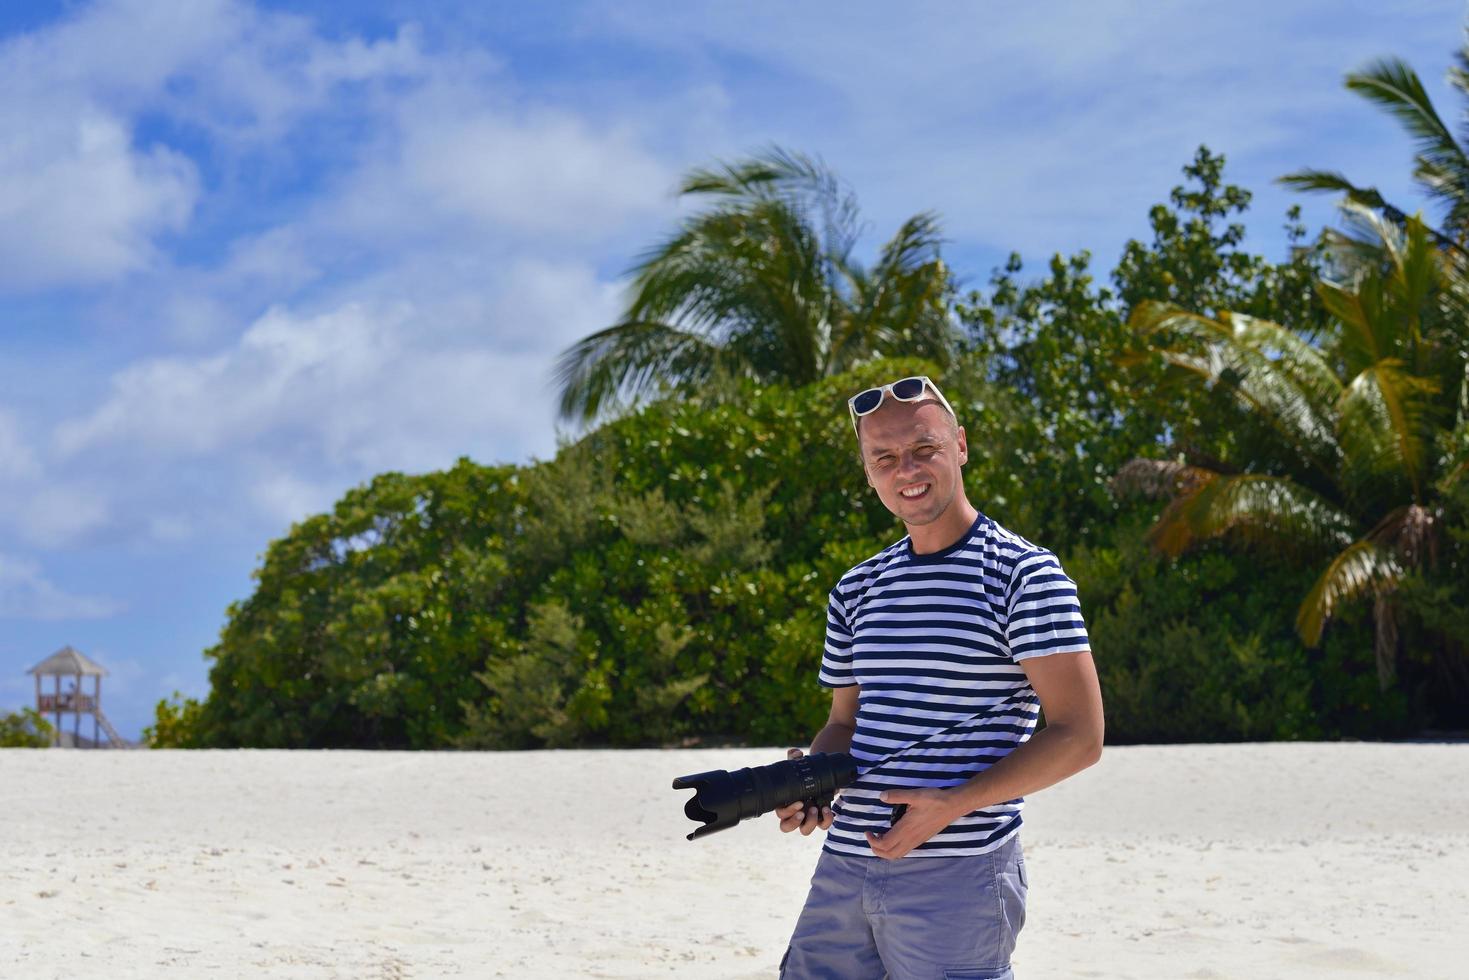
[{"left": 26, "top": 646, "right": 127, "bottom": 748}]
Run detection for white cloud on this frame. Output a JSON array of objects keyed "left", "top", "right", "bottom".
[
  {"left": 56, "top": 302, "right": 408, "bottom": 460},
  {"left": 316, "top": 78, "right": 673, "bottom": 248},
  {"left": 0, "top": 105, "right": 199, "bottom": 288},
  {"left": 394, "top": 107, "right": 669, "bottom": 238},
  {"left": 0, "top": 0, "right": 430, "bottom": 291},
  {"left": 590, "top": 2, "right": 1453, "bottom": 259},
  {"left": 50, "top": 256, "right": 620, "bottom": 530},
  {"left": 0, "top": 407, "right": 111, "bottom": 547},
  {"left": 0, "top": 0, "right": 231, "bottom": 288},
  {"left": 14, "top": 485, "right": 112, "bottom": 549},
  {"left": 1, "top": 0, "right": 679, "bottom": 547},
  {"left": 0, "top": 554, "right": 123, "bottom": 620},
  {"left": 155, "top": 16, "right": 430, "bottom": 144}
]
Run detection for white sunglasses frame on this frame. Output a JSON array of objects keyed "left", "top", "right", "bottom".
[{"left": 847, "top": 375, "right": 957, "bottom": 440}]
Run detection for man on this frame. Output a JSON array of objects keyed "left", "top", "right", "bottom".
[{"left": 774, "top": 375, "right": 1104, "bottom": 980}]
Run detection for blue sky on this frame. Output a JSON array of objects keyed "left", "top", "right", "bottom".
[{"left": 1, "top": 0, "right": 1463, "bottom": 740}]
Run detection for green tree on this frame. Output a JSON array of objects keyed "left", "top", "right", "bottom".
[
  {"left": 167, "top": 149, "right": 1451, "bottom": 750},
  {"left": 1120, "top": 213, "right": 1469, "bottom": 700},
  {"left": 555, "top": 148, "right": 956, "bottom": 423},
  {"left": 957, "top": 146, "right": 1326, "bottom": 547},
  {"left": 0, "top": 708, "right": 54, "bottom": 748},
  {"left": 190, "top": 460, "right": 521, "bottom": 748},
  {"left": 144, "top": 692, "right": 204, "bottom": 748}
]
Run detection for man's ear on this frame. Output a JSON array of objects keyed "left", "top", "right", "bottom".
[{"left": 956, "top": 425, "right": 968, "bottom": 466}]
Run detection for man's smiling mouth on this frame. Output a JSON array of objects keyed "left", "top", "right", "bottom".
[{"left": 899, "top": 484, "right": 930, "bottom": 499}]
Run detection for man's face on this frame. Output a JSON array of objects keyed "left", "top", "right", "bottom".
[{"left": 856, "top": 398, "right": 968, "bottom": 527}]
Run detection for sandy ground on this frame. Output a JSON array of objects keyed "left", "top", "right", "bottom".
[{"left": 1, "top": 743, "right": 1466, "bottom": 979}]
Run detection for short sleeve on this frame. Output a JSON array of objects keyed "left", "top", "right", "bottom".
[
  {"left": 1005, "top": 551, "right": 1090, "bottom": 661},
  {"left": 818, "top": 589, "right": 857, "bottom": 687}
]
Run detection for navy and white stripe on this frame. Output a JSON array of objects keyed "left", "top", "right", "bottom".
[{"left": 819, "top": 511, "right": 1090, "bottom": 858}]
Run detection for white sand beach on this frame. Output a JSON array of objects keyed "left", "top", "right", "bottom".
[{"left": 1, "top": 743, "right": 1465, "bottom": 978}]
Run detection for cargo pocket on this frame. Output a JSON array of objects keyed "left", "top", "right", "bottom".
[{"left": 996, "top": 851, "right": 1027, "bottom": 961}]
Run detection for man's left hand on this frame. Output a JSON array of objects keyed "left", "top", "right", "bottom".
[{"left": 864, "top": 788, "right": 964, "bottom": 860}]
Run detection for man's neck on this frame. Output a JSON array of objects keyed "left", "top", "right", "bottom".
[{"left": 906, "top": 498, "right": 980, "bottom": 555}]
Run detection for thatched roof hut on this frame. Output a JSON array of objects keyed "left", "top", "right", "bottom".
[
  {"left": 25, "top": 645, "right": 124, "bottom": 747},
  {"left": 27, "top": 645, "right": 109, "bottom": 678}
]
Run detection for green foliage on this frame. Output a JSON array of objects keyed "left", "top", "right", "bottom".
[
  {"left": 956, "top": 146, "right": 1328, "bottom": 548},
  {"left": 183, "top": 361, "right": 919, "bottom": 749},
  {"left": 1124, "top": 210, "right": 1468, "bottom": 706},
  {"left": 167, "top": 147, "right": 1463, "bottom": 750},
  {"left": 0, "top": 708, "right": 54, "bottom": 748},
  {"left": 1071, "top": 513, "right": 1405, "bottom": 742},
  {"left": 458, "top": 601, "right": 611, "bottom": 748},
  {"left": 1395, "top": 470, "right": 1469, "bottom": 728},
  {"left": 144, "top": 692, "right": 205, "bottom": 748},
  {"left": 192, "top": 461, "right": 520, "bottom": 748}
]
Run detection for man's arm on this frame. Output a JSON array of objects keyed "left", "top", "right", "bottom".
[
  {"left": 866, "top": 651, "right": 1103, "bottom": 859},
  {"left": 946, "top": 649, "right": 1104, "bottom": 810},
  {"left": 809, "top": 683, "right": 859, "bottom": 754},
  {"left": 775, "top": 684, "right": 860, "bottom": 836}
]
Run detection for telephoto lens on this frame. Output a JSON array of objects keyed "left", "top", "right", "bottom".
[{"left": 672, "top": 752, "right": 859, "bottom": 841}]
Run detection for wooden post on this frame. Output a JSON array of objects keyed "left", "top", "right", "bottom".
[
  {"left": 53, "top": 675, "right": 61, "bottom": 747},
  {"left": 73, "top": 672, "right": 81, "bottom": 744},
  {"left": 93, "top": 676, "right": 100, "bottom": 746}
]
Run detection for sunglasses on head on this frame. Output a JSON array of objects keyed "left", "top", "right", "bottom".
[{"left": 847, "top": 375, "right": 957, "bottom": 438}]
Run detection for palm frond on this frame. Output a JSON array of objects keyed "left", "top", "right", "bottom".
[
  {"left": 1335, "top": 359, "right": 1440, "bottom": 501},
  {"left": 678, "top": 146, "right": 827, "bottom": 199},
  {"left": 1278, "top": 169, "right": 1396, "bottom": 214},
  {"left": 1414, "top": 158, "right": 1466, "bottom": 219},
  {"left": 677, "top": 147, "right": 861, "bottom": 266},
  {"left": 831, "top": 212, "right": 953, "bottom": 373},
  {"left": 1346, "top": 58, "right": 1469, "bottom": 182},
  {"left": 1388, "top": 217, "right": 1438, "bottom": 359},
  {"left": 1296, "top": 536, "right": 1403, "bottom": 645},
  {"left": 1280, "top": 172, "right": 1463, "bottom": 257},
  {"left": 1318, "top": 274, "right": 1389, "bottom": 373},
  {"left": 1148, "top": 472, "right": 1356, "bottom": 558},
  {"left": 621, "top": 200, "right": 830, "bottom": 383},
  {"left": 553, "top": 320, "right": 731, "bottom": 423},
  {"left": 1129, "top": 302, "right": 1342, "bottom": 472},
  {"left": 556, "top": 148, "right": 959, "bottom": 425}
]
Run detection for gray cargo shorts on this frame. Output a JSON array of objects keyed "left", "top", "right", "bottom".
[{"left": 779, "top": 834, "right": 1027, "bottom": 980}]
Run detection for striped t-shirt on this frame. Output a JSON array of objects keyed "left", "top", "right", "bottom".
[{"left": 819, "top": 511, "right": 1090, "bottom": 858}]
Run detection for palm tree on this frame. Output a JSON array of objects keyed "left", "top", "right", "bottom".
[
  {"left": 1118, "top": 212, "right": 1467, "bottom": 690},
  {"left": 554, "top": 148, "right": 956, "bottom": 423},
  {"left": 1280, "top": 53, "right": 1469, "bottom": 250}
]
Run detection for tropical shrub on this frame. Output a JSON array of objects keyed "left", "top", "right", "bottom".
[
  {"left": 0, "top": 708, "right": 54, "bottom": 748},
  {"left": 157, "top": 148, "right": 1458, "bottom": 748}
]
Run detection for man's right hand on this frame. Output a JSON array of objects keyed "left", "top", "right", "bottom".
[{"left": 774, "top": 748, "right": 836, "bottom": 835}]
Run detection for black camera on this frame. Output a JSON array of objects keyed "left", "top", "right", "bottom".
[{"left": 672, "top": 751, "right": 859, "bottom": 841}]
